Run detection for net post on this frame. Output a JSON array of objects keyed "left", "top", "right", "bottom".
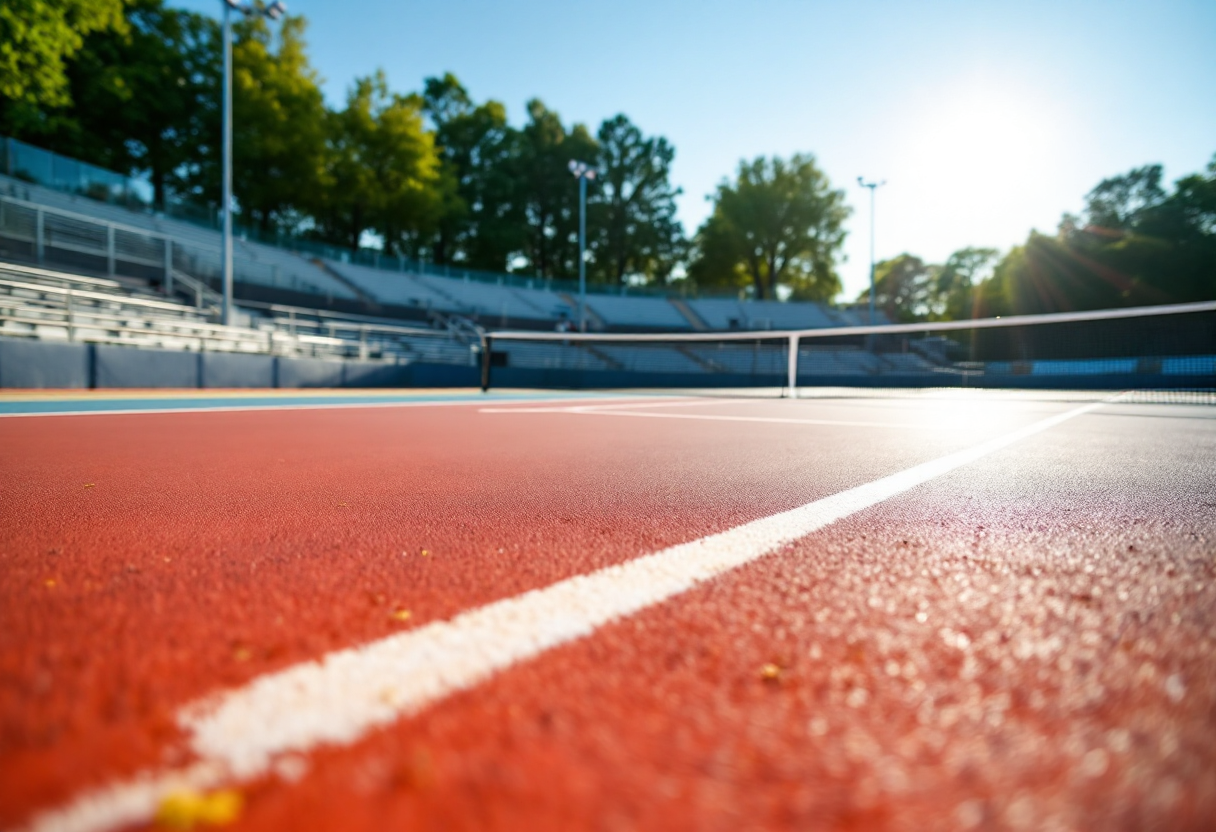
[
  {"left": 786, "top": 334, "right": 799, "bottom": 399},
  {"left": 480, "top": 334, "right": 493, "bottom": 392}
]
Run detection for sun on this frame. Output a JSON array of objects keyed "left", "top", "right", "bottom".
[
  {"left": 912, "top": 88, "right": 1056, "bottom": 188},
  {"left": 890, "top": 79, "right": 1066, "bottom": 253}
]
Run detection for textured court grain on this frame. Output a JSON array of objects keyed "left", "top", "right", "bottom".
[{"left": 1, "top": 390, "right": 1213, "bottom": 832}]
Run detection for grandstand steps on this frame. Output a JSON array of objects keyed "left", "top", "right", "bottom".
[
  {"left": 414, "top": 273, "right": 469, "bottom": 313},
  {"left": 583, "top": 344, "right": 625, "bottom": 371},
  {"left": 557, "top": 292, "right": 607, "bottom": 330},
  {"left": 669, "top": 297, "right": 709, "bottom": 330},
  {"left": 507, "top": 287, "right": 557, "bottom": 317},
  {"left": 675, "top": 345, "right": 726, "bottom": 373},
  {"left": 311, "top": 258, "right": 376, "bottom": 305}
]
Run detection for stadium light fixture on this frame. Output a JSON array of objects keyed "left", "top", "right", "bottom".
[
  {"left": 219, "top": 0, "right": 287, "bottom": 326},
  {"left": 857, "top": 177, "right": 885, "bottom": 326},
  {"left": 569, "top": 160, "right": 596, "bottom": 333}
]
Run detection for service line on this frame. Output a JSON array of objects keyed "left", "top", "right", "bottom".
[
  {"left": 481, "top": 398, "right": 952, "bottom": 429},
  {"left": 19, "top": 399, "right": 1106, "bottom": 832}
]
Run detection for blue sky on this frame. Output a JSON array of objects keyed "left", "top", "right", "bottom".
[{"left": 174, "top": 0, "right": 1216, "bottom": 299}]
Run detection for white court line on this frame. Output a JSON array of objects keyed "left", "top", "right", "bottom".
[
  {"left": 0, "top": 394, "right": 681, "bottom": 419},
  {"left": 482, "top": 400, "right": 950, "bottom": 429},
  {"left": 478, "top": 397, "right": 777, "bottom": 414},
  {"left": 487, "top": 407, "right": 949, "bottom": 430},
  {"left": 18, "top": 399, "right": 1106, "bottom": 832}
]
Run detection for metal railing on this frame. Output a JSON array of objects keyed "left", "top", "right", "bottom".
[
  {"left": 0, "top": 195, "right": 339, "bottom": 307},
  {"left": 0, "top": 265, "right": 477, "bottom": 366}
]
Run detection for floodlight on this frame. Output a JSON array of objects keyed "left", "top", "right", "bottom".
[
  {"left": 857, "top": 177, "right": 887, "bottom": 325},
  {"left": 217, "top": 0, "right": 286, "bottom": 325},
  {"left": 567, "top": 160, "right": 597, "bottom": 332}
]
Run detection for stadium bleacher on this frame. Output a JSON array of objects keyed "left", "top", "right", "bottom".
[
  {"left": 0, "top": 148, "right": 886, "bottom": 336},
  {"left": 324, "top": 261, "right": 452, "bottom": 310},
  {"left": 688, "top": 298, "right": 838, "bottom": 330},
  {"left": 0, "top": 174, "right": 358, "bottom": 302},
  {"left": 582, "top": 294, "right": 691, "bottom": 329}
]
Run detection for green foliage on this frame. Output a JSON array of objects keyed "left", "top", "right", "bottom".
[
  {"left": 421, "top": 73, "right": 523, "bottom": 270},
  {"left": 857, "top": 254, "right": 936, "bottom": 322},
  {"left": 588, "top": 114, "right": 685, "bottom": 286},
  {"left": 1085, "top": 165, "right": 1167, "bottom": 231},
  {"left": 935, "top": 247, "right": 1000, "bottom": 320},
  {"left": 72, "top": 0, "right": 217, "bottom": 209},
  {"left": 689, "top": 154, "right": 848, "bottom": 300},
  {"left": 514, "top": 99, "right": 598, "bottom": 279},
  {"left": 227, "top": 13, "right": 329, "bottom": 233},
  {"left": 982, "top": 157, "right": 1216, "bottom": 315},
  {"left": 2, "top": 0, "right": 218, "bottom": 210},
  {"left": 313, "top": 71, "right": 443, "bottom": 252},
  {"left": 0, "top": 0, "right": 125, "bottom": 113}
]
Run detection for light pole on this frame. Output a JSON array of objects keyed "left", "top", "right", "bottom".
[
  {"left": 220, "top": 0, "right": 286, "bottom": 326},
  {"left": 568, "top": 160, "right": 596, "bottom": 332},
  {"left": 857, "top": 177, "right": 885, "bottom": 325}
]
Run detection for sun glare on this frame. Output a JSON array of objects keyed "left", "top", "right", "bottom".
[{"left": 892, "top": 83, "right": 1064, "bottom": 252}]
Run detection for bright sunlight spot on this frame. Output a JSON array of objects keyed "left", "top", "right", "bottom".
[{"left": 888, "top": 80, "right": 1068, "bottom": 260}]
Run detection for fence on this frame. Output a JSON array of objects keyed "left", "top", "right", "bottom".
[
  {"left": 0, "top": 261, "right": 477, "bottom": 366},
  {"left": 0, "top": 195, "right": 343, "bottom": 307}
]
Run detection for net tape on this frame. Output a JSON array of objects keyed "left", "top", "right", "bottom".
[{"left": 480, "top": 300, "right": 1216, "bottom": 395}]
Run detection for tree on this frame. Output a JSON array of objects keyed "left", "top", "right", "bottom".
[
  {"left": 56, "top": 0, "right": 218, "bottom": 209},
  {"left": 935, "top": 246, "right": 999, "bottom": 320},
  {"left": 689, "top": 154, "right": 848, "bottom": 300},
  {"left": 1084, "top": 164, "right": 1167, "bottom": 231},
  {"left": 225, "top": 12, "right": 328, "bottom": 234},
  {"left": 587, "top": 114, "right": 685, "bottom": 286},
  {"left": 0, "top": 0, "right": 125, "bottom": 117},
  {"left": 314, "top": 71, "right": 443, "bottom": 252},
  {"left": 977, "top": 156, "right": 1216, "bottom": 316},
  {"left": 513, "top": 99, "right": 597, "bottom": 279},
  {"left": 422, "top": 73, "right": 524, "bottom": 270},
  {"left": 857, "top": 253, "right": 937, "bottom": 322}
]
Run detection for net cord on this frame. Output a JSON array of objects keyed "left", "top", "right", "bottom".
[
  {"left": 479, "top": 299, "right": 1216, "bottom": 394},
  {"left": 485, "top": 299, "right": 1216, "bottom": 344}
]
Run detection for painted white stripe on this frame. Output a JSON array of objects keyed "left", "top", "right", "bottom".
[
  {"left": 484, "top": 406, "right": 949, "bottom": 430},
  {"left": 479, "top": 397, "right": 783, "bottom": 414},
  {"left": 18, "top": 399, "right": 1105, "bottom": 832},
  {"left": 0, "top": 394, "right": 675, "bottom": 419}
]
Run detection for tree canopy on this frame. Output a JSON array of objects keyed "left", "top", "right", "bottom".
[
  {"left": 974, "top": 158, "right": 1216, "bottom": 317},
  {"left": 2, "top": 0, "right": 1211, "bottom": 311},
  {"left": 0, "top": 0, "right": 125, "bottom": 114},
  {"left": 689, "top": 154, "right": 849, "bottom": 301}
]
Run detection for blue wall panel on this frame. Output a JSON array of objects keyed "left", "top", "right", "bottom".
[
  {"left": 0, "top": 338, "right": 90, "bottom": 388},
  {"left": 93, "top": 344, "right": 199, "bottom": 388},
  {"left": 276, "top": 357, "right": 345, "bottom": 388},
  {"left": 200, "top": 352, "right": 275, "bottom": 388}
]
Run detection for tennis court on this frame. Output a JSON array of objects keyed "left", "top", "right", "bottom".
[{"left": 3, "top": 386, "right": 1214, "bottom": 832}]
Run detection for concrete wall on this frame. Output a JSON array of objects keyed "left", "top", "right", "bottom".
[
  {"left": 276, "top": 357, "right": 345, "bottom": 388},
  {"left": 0, "top": 337, "right": 479, "bottom": 389},
  {"left": 94, "top": 344, "right": 200, "bottom": 388},
  {"left": 1, "top": 337, "right": 1209, "bottom": 391},
  {"left": 200, "top": 352, "right": 275, "bottom": 388},
  {"left": 0, "top": 339, "right": 90, "bottom": 388}
]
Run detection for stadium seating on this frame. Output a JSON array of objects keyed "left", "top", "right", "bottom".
[
  {"left": 0, "top": 174, "right": 358, "bottom": 301},
  {"left": 324, "top": 261, "right": 452, "bottom": 310},
  {"left": 413, "top": 273, "right": 572, "bottom": 321},
  {"left": 689, "top": 298, "right": 837, "bottom": 330},
  {"left": 582, "top": 294, "right": 690, "bottom": 329},
  {"left": 0, "top": 144, "right": 899, "bottom": 336}
]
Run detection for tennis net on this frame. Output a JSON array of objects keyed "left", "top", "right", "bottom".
[{"left": 479, "top": 300, "right": 1216, "bottom": 395}]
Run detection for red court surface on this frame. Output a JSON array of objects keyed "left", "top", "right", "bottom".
[{"left": 2, "top": 389, "right": 1214, "bottom": 832}]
